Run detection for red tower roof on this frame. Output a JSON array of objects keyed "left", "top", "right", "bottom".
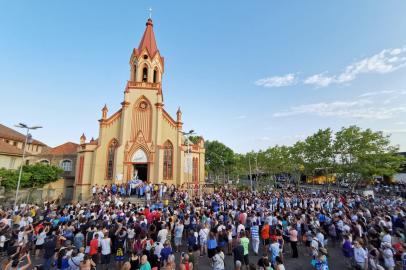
[{"left": 138, "top": 19, "right": 158, "bottom": 57}]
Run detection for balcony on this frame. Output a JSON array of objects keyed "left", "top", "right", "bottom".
[{"left": 126, "top": 81, "right": 161, "bottom": 90}]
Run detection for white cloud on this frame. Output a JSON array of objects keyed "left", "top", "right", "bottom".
[
  {"left": 359, "top": 90, "right": 406, "bottom": 97},
  {"left": 358, "top": 90, "right": 406, "bottom": 105},
  {"left": 255, "top": 73, "right": 297, "bottom": 88},
  {"left": 235, "top": 115, "right": 247, "bottom": 120},
  {"left": 273, "top": 99, "right": 406, "bottom": 119},
  {"left": 304, "top": 46, "right": 406, "bottom": 87},
  {"left": 303, "top": 72, "right": 335, "bottom": 87}
]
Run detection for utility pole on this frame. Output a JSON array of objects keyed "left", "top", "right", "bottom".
[
  {"left": 249, "top": 155, "right": 253, "bottom": 191},
  {"left": 14, "top": 123, "right": 42, "bottom": 211},
  {"left": 255, "top": 154, "right": 259, "bottom": 190}
]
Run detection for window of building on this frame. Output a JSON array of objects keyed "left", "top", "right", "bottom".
[
  {"left": 106, "top": 139, "right": 118, "bottom": 180},
  {"left": 9, "top": 157, "right": 16, "bottom": 168},
  {"left": 13, "top": 141, "right": 17, "bottom": 146},
  {"left": 163, "top": 141, "right": 173, "bottom": 180},
  {"left": 153, "top": 69, "right": 158, "bottom": 83},
  {"left": 60, "top": 160, "right": 72, "bottom": 172},
  {"left": 192, "top": 157, "right": 199, "bottom": 183},
  {"left": 142, "top": 67, "right": 148, "bottom": 82},
  {"left": 40, "top": 159, "right": 49, "bottom": 165}
]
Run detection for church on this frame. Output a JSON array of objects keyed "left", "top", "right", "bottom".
[{"left": 74, "top": 18, "right": 205, "bottom": 200}]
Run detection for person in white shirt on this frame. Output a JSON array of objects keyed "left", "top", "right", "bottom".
[
  {"left": 316, "top": 231, "right": 325, "bottom": 248},
  {"left": 381, "top": 228, "right": 392, "bottom": 247},
  {"left": 154, "top": 241, "right": 164, "bottom": 259},
  {"left": 174, "top": 221, "right": 184, "bottom": 252},
  {"left": 68, "top": 247, "right": 85, "bottom": 270},
  {"left": 0, "top": 233, "right": 6, "bottom": 252},
  {"left": 381, "top": 242, "right": 395, "bottom": 270},
  {"left": 157, "top": 223, "right": 169, "bottom": 244},
  {"left": 100, "top": 234, "right": 111, "bottom": 270},
  {"left": 199, "top": 223, "right": 210, "bottom": 256},
  {"left": 236, "top": 222, "right": 245, "bottom": 238},
  {"left": 35, "top": 227, "right": 48, "bottom": 258},
  {"left": 353, "top": 240, "right": 368, "bottom": 270}
]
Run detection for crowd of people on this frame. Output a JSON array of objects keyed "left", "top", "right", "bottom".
[{"left": 0, "top": 182, "right": 405, "bottom": 270}]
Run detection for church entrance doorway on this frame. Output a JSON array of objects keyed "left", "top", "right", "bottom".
[{"left": 134, "top": 164, "right": 148, "bottom": 182}]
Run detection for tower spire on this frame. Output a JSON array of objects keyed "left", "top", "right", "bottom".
[{"left": 138, "top": 18, "right": 158, "bottom": 57}]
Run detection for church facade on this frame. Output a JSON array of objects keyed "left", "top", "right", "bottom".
[{"left": 74, "top": 19, "right": 205, "bottom": 200}]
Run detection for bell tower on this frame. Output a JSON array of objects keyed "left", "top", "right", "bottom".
[{"left": 129, "top": 18, "right": 164, "bottom": 86}]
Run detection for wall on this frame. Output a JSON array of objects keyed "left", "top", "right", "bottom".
[{"left": 0, "top": 154, "right": 23, "bottom": 170}]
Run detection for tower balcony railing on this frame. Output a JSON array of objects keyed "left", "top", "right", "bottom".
[{"left": 126, "top": 81, "right": 161, "bottom": 90}]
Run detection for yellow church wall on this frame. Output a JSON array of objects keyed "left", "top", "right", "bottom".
[
  {"left": 74, "top": 146, "right": 96, "bottom": 200},
  {"left": 90, "top": 111, "right": 122, "bottom": 187},
  {"left": 159, "top": 112, "right": 180, "bottom": 184}
]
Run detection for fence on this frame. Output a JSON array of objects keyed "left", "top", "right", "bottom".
[{"left": 0, "top": 186, "right": 74, "bottom": 207}]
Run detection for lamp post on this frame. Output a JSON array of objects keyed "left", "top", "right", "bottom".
[
  {"left": 14, "top": 123, "right": 42, "bottom": 211},
  {"left": 182, "top": 129, "right": 195, "bottom": 197},
  {"left": 248, "top": 154, "right": 253, "bottom": 192}
]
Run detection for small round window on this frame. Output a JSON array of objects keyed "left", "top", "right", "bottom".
[
  {"left": 143, "top": 55, "right": 148, "bottom": 59},
  {"left": 139, "top": 101, "right": 148, "bottom": 109}
]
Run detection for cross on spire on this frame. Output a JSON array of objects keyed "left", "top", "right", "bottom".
[{"left": 148, "top": 7, "right": 152, "bottom": 19}]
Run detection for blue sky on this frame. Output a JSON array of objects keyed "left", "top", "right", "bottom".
[{"left": 1, "top": 1, "right": 406, "bottom": 153}]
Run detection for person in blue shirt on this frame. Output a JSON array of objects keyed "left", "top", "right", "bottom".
[
  {"left": 187, "top": 230, "right": 198, "bottom": 251},
  {"left": 111, "top": 184, "right": 117, "bottom": 195},
  {"left": 207, "top": 230, "right": 217, "bottom": 259},
  {"left": 160, "top": 240, "right": 173, "bottom": 266}
]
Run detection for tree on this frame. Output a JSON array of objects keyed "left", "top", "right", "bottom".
[
  {"left": 204, "top": 140, "right": 235, "bottom": 182},
  {"left": 334, "top": 126, "right": 404, "bottom": 190},
  {"left": 302, "top": 128, "right": 334, "bottom": 183},
  {"left": 287, "top": 142, "right": 306, "bottom": 185},
  {"left": 188, "top": 135, "right": 203, "bottom": 144},
  {"left": 0, "top": 163, "right": 63, "bottom": 190}
]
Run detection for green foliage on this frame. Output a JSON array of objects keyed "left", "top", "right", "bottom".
[
  {"left": 0, "top": 163, "right": 63, "bottom": 190},
  {"left": 203, "top": 126, "right": 404, "bottom": 187},
  {"left": 188, "top": 135, "right": 203, "bottom": 144},
  {"left": 302, "top": 128, "right": 334, "bottom": 177},
  {"left": 205, "top": 140, "right": 236, "bottom": 178},
  {"left": 334, "top": 126, "right": 404, "bottom": 187}
]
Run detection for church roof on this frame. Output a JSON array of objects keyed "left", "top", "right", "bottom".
[
  {"left": 43, "top": 142, "right": 78, "bottom": 155},
  {"left": 137, "top": 19, "right": 159, "bottom": 57}
]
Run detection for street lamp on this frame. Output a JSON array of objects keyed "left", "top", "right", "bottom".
[
  {"left": 14, "top": 123, "right": 42, "bottom": 211},
  {"left": 182, "top": 130, "right": 195, "bottom": 196}
]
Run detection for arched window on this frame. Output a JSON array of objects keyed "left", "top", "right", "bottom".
[
  {"left": 39, "top": 159, "right": 50, "bottom": 165},
  {"left": 153, "top": 69, "right": 158, "bottom": 83},
  {"left": 163, "top": 141, "right": 173, "bottom": 180},
  {"left": 106, "top": 139, "right": 118, "bottom": 180},
  {"left": 192, "top": 157, "right": 199, "bottom": 184},
  {"left": 142, "top": 67, "right": 148, "bottom": 82},
  {"left": 60, "top": 159, "right": 72, "bottom": 172}
]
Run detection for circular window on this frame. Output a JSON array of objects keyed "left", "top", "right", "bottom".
[
  {"left": 143, "top": 55, "right": 148, "bottom": 59},
  {"left": 139, "top": 101, "right": 148, "bottom": 109}
]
